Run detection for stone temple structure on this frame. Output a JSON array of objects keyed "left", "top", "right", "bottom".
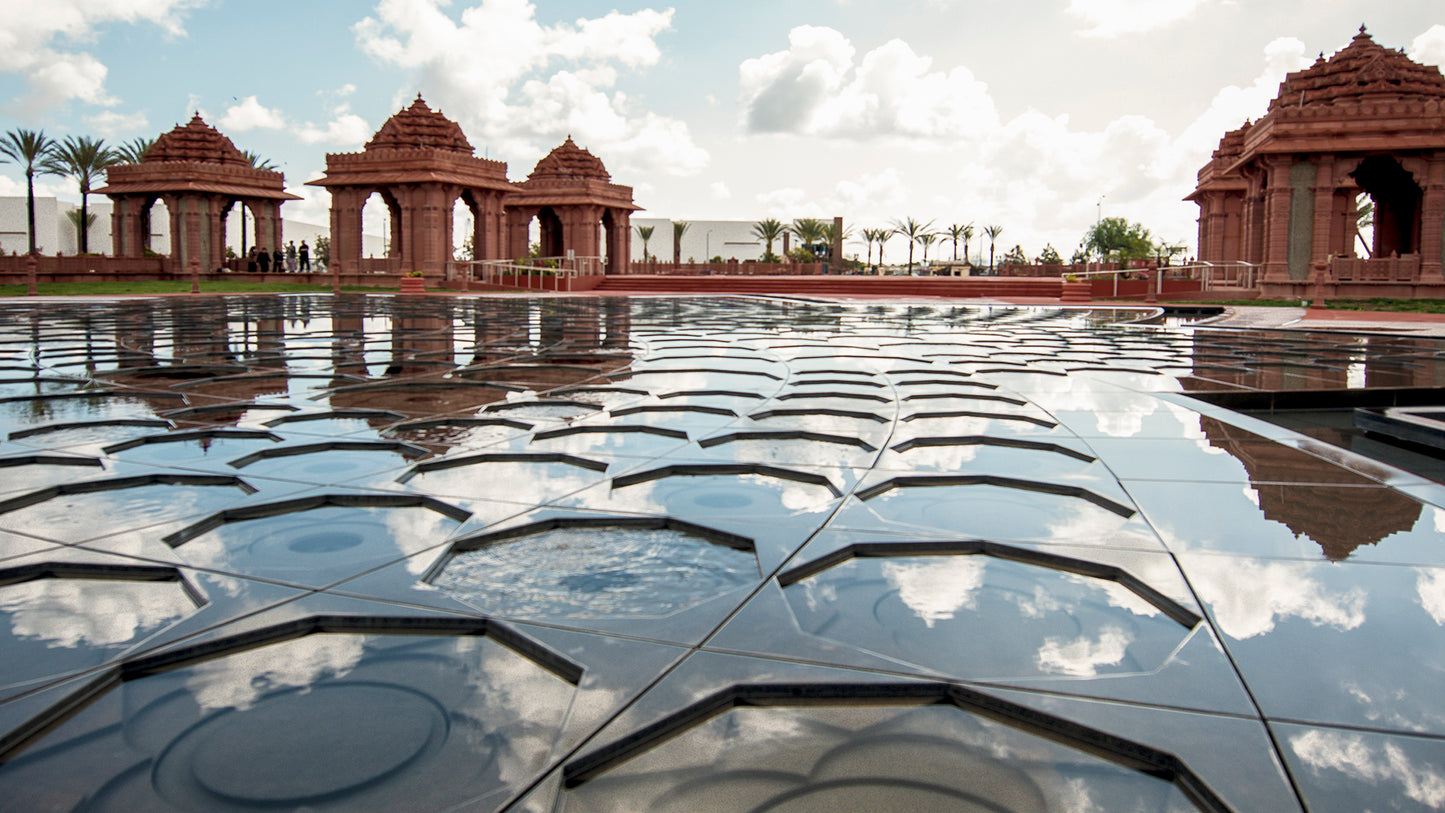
[
  {"left": 1189, "top": 27, "right": 1445, "bottom": 298},
  {"left": 100, "top": 115, "right": 298, "bottom": 272},
  {"left": 505, "top": 136, "right": 637, "bottom": 267},
  {"left": 311, "top": 97, "right": 636, "bottom": 275}
]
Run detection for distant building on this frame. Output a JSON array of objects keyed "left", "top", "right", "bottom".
[{"left": 630, "top": 219, "right": 768, "bottom": 262}]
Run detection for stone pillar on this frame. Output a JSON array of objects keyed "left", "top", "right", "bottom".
[
  {"left": 1261, "top": 170, "right": 1290, "bottom": 281},
  {"left": 1311, "top": 158, "right": 1337, "bottom": 270},
  {"left": 1422, "top": 154, "right": 1445, "bottom": 282},
  {"left": 507, "top": 208, "right": 535, "bottom": 260},
  {"left": 330, "top": 188, "right": 365, "bottom": 272},
  {"left": 208, "top": 197, "right": 225, "bottom": 271}
]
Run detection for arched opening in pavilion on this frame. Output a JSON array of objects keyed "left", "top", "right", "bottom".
[
  {"left": 361, "top": 189, "right": 402, "bottom": 265},
  {"left": 452, "top": 194, "right": 474, "bottom": 261},
  {"left": 145, "top": 198, "right": 165, "bottom": 255},
  {"left": 1352, "top": 155, "right": 1423, "bottom": 258}
]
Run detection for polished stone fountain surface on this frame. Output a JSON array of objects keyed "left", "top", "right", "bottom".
[{"left": 0, "top": 294, "right": 1442, "bottom": 812}]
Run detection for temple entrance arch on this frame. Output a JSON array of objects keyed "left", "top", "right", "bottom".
[
  {"left": 537, "top": 207, "right": 564, "bottom": 257},
  {"left": 1352, "top": 155, "right": 1424, "bottom": 257},
  {"left": 361, "top": 189, "right": 402, "bottom": 265}
]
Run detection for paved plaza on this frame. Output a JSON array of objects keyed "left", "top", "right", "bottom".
[{"left": 0, "top": 294, "right": 1442, "bottom": 811}]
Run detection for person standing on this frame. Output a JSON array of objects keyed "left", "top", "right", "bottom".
[
  {"left": 272, "top": 246, "right": 284, "bottom": 275},
  {"left": 257, "top": 247, "right": 271, "bottom": 273},
  {"left": 286, "top": 241, "right": 298, "bottom": 273},
  {"left": 247, "top": 246, "right": 258, "bottom": 273},
  {"left": 298, "top": 240, "right": 310, "bottom": 272}
]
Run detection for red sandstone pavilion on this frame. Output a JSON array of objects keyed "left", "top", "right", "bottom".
[
  {"left": 95, "top": 96, "right": 636, "bottom": 278},
  {"left": 307, "top": 96, "right": 636, "bottom": 276},
  {"left": 1189, "top": 26, "right": 1445, "bottom": 299}
]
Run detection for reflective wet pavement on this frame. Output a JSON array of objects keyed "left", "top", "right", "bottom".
[{"left": 0, "top": 294, "right": 1443, "bottom": 811}]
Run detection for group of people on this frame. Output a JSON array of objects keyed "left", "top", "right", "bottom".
[{"left": 246, "top": 240, "right": 311, "bottom": 273}]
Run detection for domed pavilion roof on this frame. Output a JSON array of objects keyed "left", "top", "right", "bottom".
[
  {"left": 365, "top": 95, "right": 474, "bottom": 154},
  {"left": 1268, "top": 26, "right": 1445, "bottom": 112},
  {"left": 144, "top": 115, "right": 249, "bottom": 166},
  {"left": 527, "top": 137, "right": 611, "bottom": 182}
]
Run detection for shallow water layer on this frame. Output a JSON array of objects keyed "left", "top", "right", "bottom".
[{"left": 0, "top": 293, "right": 1438, "bottom": 813}]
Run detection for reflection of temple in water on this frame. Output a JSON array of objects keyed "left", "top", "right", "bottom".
[
  {"left": 1201, "top": 416, "right": 1421, "bottom": 559},
  {"left": 1184, "top": 330, "right": 1445, "bottom": 394}
]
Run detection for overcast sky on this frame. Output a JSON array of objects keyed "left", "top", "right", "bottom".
[{"left": 1, "top": 0, "right": 1441, "bottom": 260}]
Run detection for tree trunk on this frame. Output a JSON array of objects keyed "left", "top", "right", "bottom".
[{"left": 25, "top": 169, "right": 36, "bottom": 255}]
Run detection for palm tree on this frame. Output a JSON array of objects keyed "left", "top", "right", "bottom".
[
  {"left": 866, "top": 227, "right": 890, "bottom": 270},
  {"left": 820, "top": 220, "right": 853, "bottom": 262},
  {"left": 944, "top": 223, "right": 971, "bottom": 262},
  {"left": 890, "top": 217, "right": 934, "bottom": 273},
  {"left": 1356, "top": 194, "right": 1374, "bottom": 258},
  {"left": 242, "top": 150, "right": 278, "bottom": 171},
  {"left": 859, "top": 228, "right": 877, "bottom": 268},
  {"left": 113, "top": 136, "right": 155, "bottom": 164},
  {"left": 672, "top": 220, "right": 690, "bottom": 264},
  {"left": 636, "top": 225, "right": 655, "bottom": 262},
  {"left": 752, "top": 218, "right": 784, "bottom": 261},
  {"left": 984, "top": 224, "right": 1004, "bottom": 272},
  {"left": 0, "top": 129, "right": 58, "bottom": 254},
  {"left": 918, "top": 233, "right": 940, "bottom": 266},
  {"left": 789, "top": 218, "right": 827, "bottom": 259},
  {"left": 43, "top": 136, "right": 119, "bottom": 254}
]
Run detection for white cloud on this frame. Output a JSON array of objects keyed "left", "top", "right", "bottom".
[
  {"left": 1409, "top": 24, "right": 1445, "bottom": 69},
  {"left": 353, "top": 0, "right": 706, "bottom": 178},
  {"left": 709, "top": 181, "right": 731, "bottom": 200},
  {"left": 1067, "top": 0, "right": 1211, "bottom": 39},
  {"left": 298, "top": 113, "right": 371, "bottom": 147},
  {"left": 219, "top": 95, "right": 287, "bottom": 132},
  {"left": 1187, "top": 555, "right": 1366, "bottom": 640},
  {"left": 0, "top": 0, "right": 203, "bottom": 110},
  {"left": 740, "top": 27, "right": 997, "bottom": 140},
  {"left": 87, "top": 110, "right": 150, "bottom": 137},
  {"left": 1290, "top": 729, "right": 1445, "bottom": 808}
]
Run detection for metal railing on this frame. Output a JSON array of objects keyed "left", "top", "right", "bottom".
[{"left": 448, "top": 255, "right": 605, "bottom": 292}]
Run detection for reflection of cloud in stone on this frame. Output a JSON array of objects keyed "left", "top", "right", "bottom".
[
  {"left": 384, "top": 508, "right": 464, "bottom": 574},
  {"left": 1290, "top": 728, "right": 1445, "bottom": 808},
  {"left": 1036, "top": 626, "right": 1131, "bottom": 676},
  {"left": 1041, "top": 497, "right": 1133, "bottom": 543},
  {"left": 1065, "top": 573, "right": 1161, "bottom": 618},
  {"left": 880, "top": 557, "right": 986, "bottom": 628},
  {"left": 1417, "top": 568, "right": 1445, "bottom": 627},
  {"left": 459, "top": 637, "right": 574, "bottom": 788},
  {"left": 4, "top": 485, "right": 216, "bottom": 542},
  {"left": 412, "top": 461, "right": 604, "bottom": 504},
  {"left": 1, "top": 579, "right": 194, "bottom": 648},
  {"left": 185, "top": 634, "right": 365, "bottom": 711},
  {"left": 1187, "top": 556, "right": 1366, "bottom": 640}
]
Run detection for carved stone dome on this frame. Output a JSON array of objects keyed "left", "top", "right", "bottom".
[
  {"left": 365, "top": 95, "right": 474, "bottom": 153},
  {"left": 1269, "top": 26, "right": 1445, "bottom": 111},
  {"left": 144, "top": 115, "right": 249, "bottom": 166},
  {"left": 528, "top": 137, "right": 610, "bottom": 182}
]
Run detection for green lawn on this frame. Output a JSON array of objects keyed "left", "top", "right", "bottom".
[{"left": 0, "top": 281, "right": 398, "bottom": 297}]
